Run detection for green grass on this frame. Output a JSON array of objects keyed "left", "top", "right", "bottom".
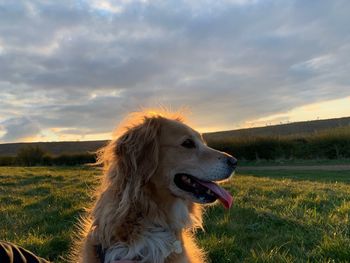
[
  {"left": 201, "top": 170, "right": 350, "bottom": 262},
  {"left": 1, "top": 167, "right": 350, "bottom": 262},
  {"left": 0, "top": 167, "right": 100, "bottom": 262}
]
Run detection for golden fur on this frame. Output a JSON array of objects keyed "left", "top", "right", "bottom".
[{"left": 73, "top": 110, "right": 235, "bottom": 263}]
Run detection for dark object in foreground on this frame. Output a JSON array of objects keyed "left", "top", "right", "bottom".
[{"left": 0, "top": 241, "right": 50, "bottom": 263}]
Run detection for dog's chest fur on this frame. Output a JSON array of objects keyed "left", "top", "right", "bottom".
[{"left": 104, "top": 200, "right": 195, "bottom": 263}]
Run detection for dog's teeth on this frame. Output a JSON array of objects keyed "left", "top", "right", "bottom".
[
  {"left": 206, "top": 189, "right": 211, "bottom": 195},
  {"left": 186, "top": 178, "right": 191, "bottom": 184},
  {"left": 192, "top": 183, "right": 197, "bottom": 187}
]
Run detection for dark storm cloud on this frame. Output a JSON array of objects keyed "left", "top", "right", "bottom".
[{"left": 0, "top": 0, "right": 350, "bottom": 142}]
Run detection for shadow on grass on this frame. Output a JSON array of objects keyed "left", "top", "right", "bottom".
[
  {"left": 18, "top": 174, "right": 65, "bottom": 186},
  {"left": 238, "top": 170, "right": 350, "bottom": 184}
]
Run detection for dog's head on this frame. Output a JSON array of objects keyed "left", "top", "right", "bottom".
[
  {"left": 155, "top": 117, "right": 236, "bottom": 208},
  {"left": 102, "top": 111, "right": 236, "bottom": 209}
]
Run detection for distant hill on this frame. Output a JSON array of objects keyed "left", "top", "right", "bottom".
[
  {"left": 0, "top": 116, "right": 349, "bottom": 156},
  {"left": 203, "top": 116, "right": 350, "bottom": 141},
  {"left": 0, "top": 140, "right": 108, "bottom": 157}
]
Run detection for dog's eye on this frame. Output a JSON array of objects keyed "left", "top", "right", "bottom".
[{"left": 181, "top": 139, "right": 196, "bottom": 149}]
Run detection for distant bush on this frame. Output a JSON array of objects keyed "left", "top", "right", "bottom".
[
  {"left": 16, "top": 145, "right": 46, "bottom": 166},
  {"left": 207, "top": 126, "right": 350, "bottom": 161}
]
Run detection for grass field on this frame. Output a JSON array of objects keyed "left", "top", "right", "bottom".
[{"left": 0, "top": 167, "right": 349, "bottom": 262}]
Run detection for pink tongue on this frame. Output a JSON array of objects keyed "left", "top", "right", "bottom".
[{"left": 196, "top": 180, "right": 233, "bottom": 209}]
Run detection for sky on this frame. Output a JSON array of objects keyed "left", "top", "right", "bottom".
[{"left": 0, "top": 0, "right": 350, "bottom": 143}]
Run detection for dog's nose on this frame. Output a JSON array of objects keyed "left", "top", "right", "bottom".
[{"left": 226, "top": 156, "right": 238, "bottom": 168}]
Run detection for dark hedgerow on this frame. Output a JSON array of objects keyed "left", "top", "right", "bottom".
[
  {"left": 0, "top": 156, "right": 17, "bottom": 166},
  {"left": 207, "top": 126, "right": 350, "bottom": 161},
  {"left": 0, "top": 126, "right": 349, "bottom": 166},
  {"left": 0, "top": 147, "right": 97, "bottom": 166}
]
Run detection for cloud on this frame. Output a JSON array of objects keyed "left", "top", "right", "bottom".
[
  {"left": 0, "top": 117, "right": 41, "bottom": 142},
  {"left": 0, "top": 0, "right": 350, "bottom": 142},
  {"left": 290, "top": 55, "right": 336, "bottom": 74}
]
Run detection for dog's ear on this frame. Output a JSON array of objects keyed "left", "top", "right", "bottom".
[
  {"left": 91, "top": 116, "right": 162, "bottom": 246},
  {"left": 114, "top": 117, "right": 161, "bottom": 196}
]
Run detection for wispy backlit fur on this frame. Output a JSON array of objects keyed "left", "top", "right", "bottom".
[{"left": 73, "top": 109, "right": 236, "bottom": 263}]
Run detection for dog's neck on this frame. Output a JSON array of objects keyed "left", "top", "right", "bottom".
[
  {"left": 169, "top": 198, "right": 192, "bottom": 233},
  {"left": 145, "top": 181, "right": 203, "bottom": 235},
  {"left": 101, "top": 194, "right": 199, "bottom": 263}
]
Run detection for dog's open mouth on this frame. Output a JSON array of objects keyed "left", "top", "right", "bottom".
[{"left": 174, "top": 173, "right": 233, "bottom": 209}]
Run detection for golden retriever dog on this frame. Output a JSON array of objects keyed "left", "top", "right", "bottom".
[{"left": 75, "top": 110, "right": 237, "bottom": 263}]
